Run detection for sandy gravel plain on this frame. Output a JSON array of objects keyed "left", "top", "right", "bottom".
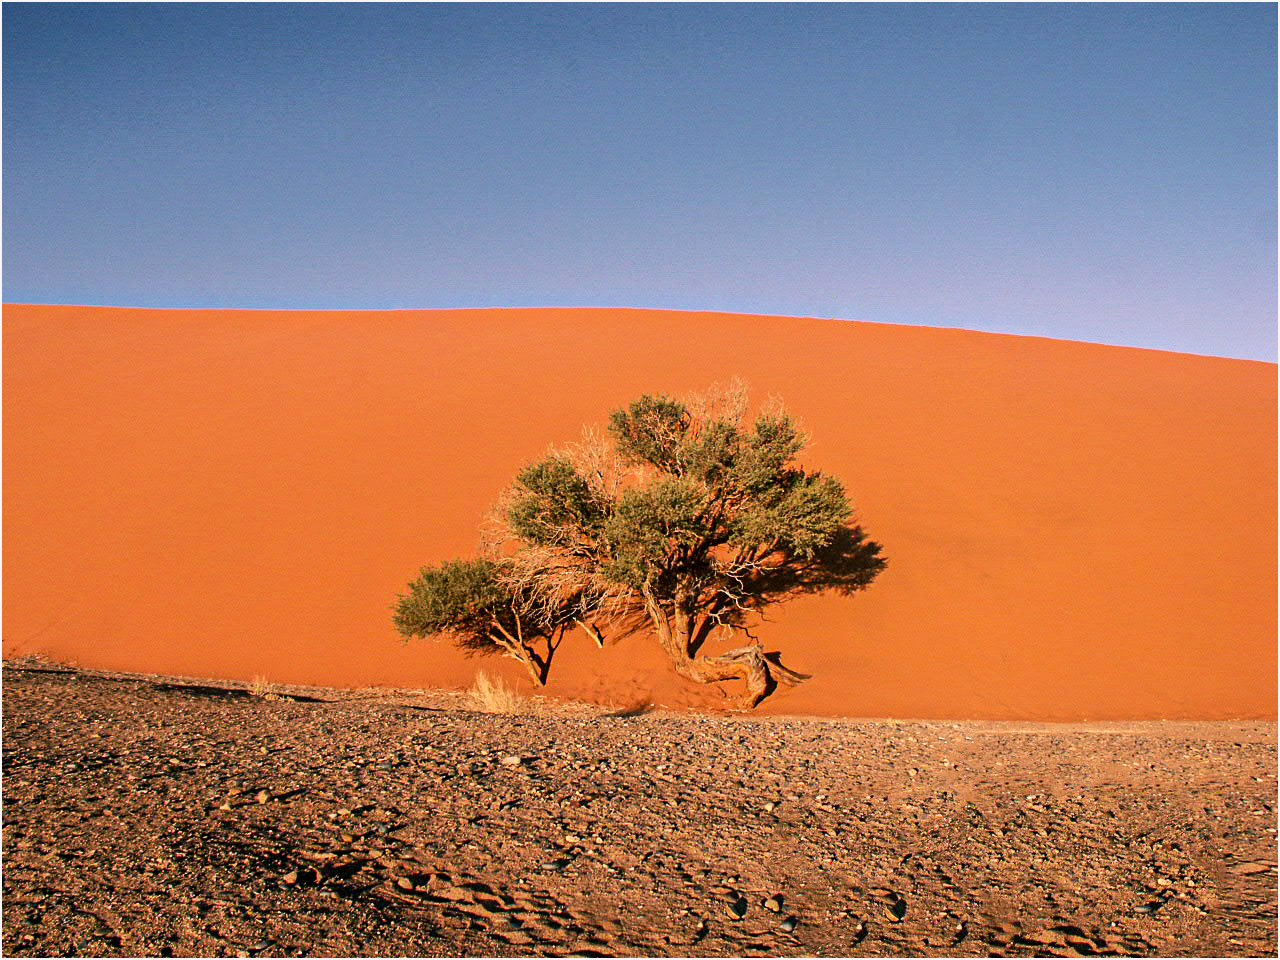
[{"left": 3, "top": 662, "right": 1275, "bottom": 958}]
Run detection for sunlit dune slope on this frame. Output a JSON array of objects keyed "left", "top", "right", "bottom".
[{"left": 4, "top": 305, "right": 1275, "bottom": 719}]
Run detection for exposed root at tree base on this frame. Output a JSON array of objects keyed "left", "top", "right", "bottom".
[{"left": 679, "top": 644, "right": 810, "bottom": 708}]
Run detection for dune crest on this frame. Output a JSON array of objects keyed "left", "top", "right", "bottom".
[{"left": 4, "top": 305, "right": 1275, "bottom": 719}]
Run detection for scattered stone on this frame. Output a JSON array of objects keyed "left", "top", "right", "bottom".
[
  {"left": 885, "top": 896, "right": 907, "bottom": 922},
  {"left": 780, "top": 915, "right": 798, "bottom": 932},
  {"left": 764, "top": 895, "right": 784, "bottom": 913},
  {"left": 727, "top": 896, "right": 749, "bottom": 919}
]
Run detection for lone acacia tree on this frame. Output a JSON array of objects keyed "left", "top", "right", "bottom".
[{"left": 395, "top": 381, "right": 886, "bottom": 707}]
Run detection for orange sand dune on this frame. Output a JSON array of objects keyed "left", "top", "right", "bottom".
[{"left": 4, "top": 305, "right": 1275, "bottom": 719}]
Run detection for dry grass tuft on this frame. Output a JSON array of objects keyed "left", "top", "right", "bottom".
[
  {"left": 468, "top": 671, "right": 525, "bottom": 714},
  {"left": 248, "top": 674, "right": 273, "bottom": 698}
]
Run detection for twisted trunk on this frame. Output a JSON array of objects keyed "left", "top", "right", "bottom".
[{"left": 640, "top": 580, "right": 806, "bottom": 708}]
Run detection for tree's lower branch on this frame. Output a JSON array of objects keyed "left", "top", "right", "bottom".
[{"left": 575, "top": 619, "right": 606, "bottom": 648}]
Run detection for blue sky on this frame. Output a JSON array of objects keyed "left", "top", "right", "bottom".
[{"left": 4, "top": 3, "right": 1275, "bottom": 360}]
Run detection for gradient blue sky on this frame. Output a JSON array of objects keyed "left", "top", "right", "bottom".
[{"left": 4, "top": 3, "right": 1276, "bottom": 360}]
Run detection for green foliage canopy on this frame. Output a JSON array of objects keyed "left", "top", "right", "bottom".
[{"left": 393, "top": 558, "right": 511, "bottom": 654}]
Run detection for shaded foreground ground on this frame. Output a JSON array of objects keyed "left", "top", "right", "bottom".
[{"left": 3, "top": 665, "right": 1275, "bottom": 958}]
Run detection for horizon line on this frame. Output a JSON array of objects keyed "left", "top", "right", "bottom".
[{"left": 5, "top": 300, "right": 1274, "bottom": 366}]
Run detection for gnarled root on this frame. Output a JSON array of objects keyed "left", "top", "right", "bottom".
[{"left": 676, "top": 644, "right": 810, "bottom": 709}]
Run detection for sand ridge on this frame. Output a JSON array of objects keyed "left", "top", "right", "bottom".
[{"left": 3, "top": 304, "right": 1275, "bottom": 719}]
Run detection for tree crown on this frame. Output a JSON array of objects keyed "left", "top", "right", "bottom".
[{"left": 500, "top": 382, "right": 882, "bottom": 619}]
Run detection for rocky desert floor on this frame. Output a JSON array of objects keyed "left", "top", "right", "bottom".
[{"left": 2, "top": 662, "right": 1275, "bottom": 958}]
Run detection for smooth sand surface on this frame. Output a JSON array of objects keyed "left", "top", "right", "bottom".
[{"left": 4, "top": 305, "right": 1275, "bottom": 719}]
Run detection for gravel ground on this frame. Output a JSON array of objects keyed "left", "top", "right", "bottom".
[{"left": 2, "top": 663, "right": 1275, "bottom": 957}]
